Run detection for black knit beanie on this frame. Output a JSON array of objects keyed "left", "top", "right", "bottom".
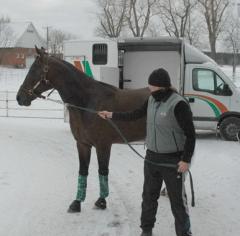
[{"left": 148, "top": 68, "right": 171, "bottom": 88}]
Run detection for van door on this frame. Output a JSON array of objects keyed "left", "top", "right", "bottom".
[
  {"left": 122, "top": 51, "right": 181, "bottom": 89},
  {"left": 100, "top": 67, "right": 119, "bottom": 87},
  {"left": 185, "top": 64, "right": 232, "bottom": 130}
]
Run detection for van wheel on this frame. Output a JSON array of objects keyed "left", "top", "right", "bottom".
[{"left": 219, "top": 117, "right": 240, "bottom": 141}]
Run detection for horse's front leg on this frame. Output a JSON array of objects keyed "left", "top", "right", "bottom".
[
  {"left": 68, "top": 142, "right": 91, "bottom": 213},
  {"left": 95, "top": 144, "right": 111, "bottom": 210}
]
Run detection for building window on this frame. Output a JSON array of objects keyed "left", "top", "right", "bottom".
[
  {"left": 21, "top": 54, "right": 25, "bottom": 59},
  {"left": 16, "top": 53, "right": 20, "bottom": 59},
  {"left": 92, "top": 44, "right": 108, "bottom": 65}
]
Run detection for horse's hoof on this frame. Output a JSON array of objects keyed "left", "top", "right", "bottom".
[
  {"left": 95, "top": 197, "right": 107, "bottom": 209},
  {"left": 68, "top": 200, "right": 81, "bottom": 213}
]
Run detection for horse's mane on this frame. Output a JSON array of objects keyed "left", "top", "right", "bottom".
[{"left": 50, "top": 56, "right": 118, "bottom": 92}]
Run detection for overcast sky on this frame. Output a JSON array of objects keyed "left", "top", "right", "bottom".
[{"left": 0, "top": 0, "right": 98, "bottom": 39}]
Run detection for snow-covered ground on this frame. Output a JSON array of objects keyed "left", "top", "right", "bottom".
[
  {"left": 0, "top": 66, "right": 240, "bottom": 236},
  {"left": 0, "top": 118, "right": 240, "bottom": 236}
]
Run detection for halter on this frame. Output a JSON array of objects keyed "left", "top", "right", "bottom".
[{"left": 23, "top": 55, "right": 55, "bottom": 99}]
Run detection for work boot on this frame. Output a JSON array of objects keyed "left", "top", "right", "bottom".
[{"left": 140, "top": 229, "right": 152, "bottom": 236}]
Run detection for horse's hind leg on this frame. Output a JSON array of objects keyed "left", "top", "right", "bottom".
[
  {"left": 68, "top": 142, "right": 91, "bottom": 213},
  {"left": 95, "top": 144, "right": 111, "bottom": 210}
]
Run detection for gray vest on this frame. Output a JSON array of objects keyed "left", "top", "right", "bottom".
[{"left": 146, "top": 92, "right": 186, "bottom": 153}]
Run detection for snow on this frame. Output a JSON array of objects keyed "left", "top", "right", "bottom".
[
  {"left": 0, "top": 118, "right": 240, "bottom": 236},
  {"left": 0, "top": 66, "right": 240, "bottom": 236},
  {"left": 0, "top": 22, "right": 45, "bottom": 48},
  {"left": 0, "top": 22, "right": 29, "bottom": 48}
]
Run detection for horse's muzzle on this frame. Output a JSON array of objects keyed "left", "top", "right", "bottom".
[{"left": 16, "top": 90, "right": 32, "bottom": 106}]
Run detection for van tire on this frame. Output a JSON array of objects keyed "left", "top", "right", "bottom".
[{"left": 219, "top": 117, "right": 240, "bottom": 141}]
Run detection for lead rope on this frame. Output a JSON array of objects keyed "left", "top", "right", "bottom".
[{"left": 42, "top": 96, "right": 195, "bottom": 207}]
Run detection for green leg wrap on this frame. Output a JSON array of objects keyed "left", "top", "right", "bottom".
[
  {"left": 76, "top": 175, "right": 87, "bottom": 202},
  {"left": 99, "top": 174, "right": 109, "bottom": 198}
]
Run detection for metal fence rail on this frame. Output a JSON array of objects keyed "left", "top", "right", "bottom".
[{"left": 0, "top": 91, "right": 64, "bottom": 119}]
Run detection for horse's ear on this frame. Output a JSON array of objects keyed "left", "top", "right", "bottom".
[
  {"left": 35, "top": 46, "right": 47, "bottom": 55},
  {"left": 35, "top": 46, "right": 47, "bottom": 62},
  {"left": 41, "top": 47, "right": 49, "bottom": 57},
  {"left": 35, "top": 45, "right": 41, "bottom": 55}
]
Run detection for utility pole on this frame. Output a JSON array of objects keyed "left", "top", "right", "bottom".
[{"left": 43, "top": 26, "right": 51, "bottom": 52}]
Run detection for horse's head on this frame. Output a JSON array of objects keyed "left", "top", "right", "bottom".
[{"left": 16, "top": 46, "right": 54, "bottom": 106}]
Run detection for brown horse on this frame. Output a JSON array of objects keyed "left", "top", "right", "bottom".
[{"left": 16, "top": 47, "right": 149, "bottom": 213}]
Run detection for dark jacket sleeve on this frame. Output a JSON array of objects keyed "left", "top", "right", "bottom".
[
  {"left": 174, "top": 101, "right": 196, "bottom": 163},
  {"left": 112, "top": 99, "right": 148, "bottom": 121}
]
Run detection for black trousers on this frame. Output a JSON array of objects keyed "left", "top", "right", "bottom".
[{"left": 140, "top": 150, "right": 192, "bottom": 236}]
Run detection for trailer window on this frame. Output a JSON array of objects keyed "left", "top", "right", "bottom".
[{"left": 92, "top": 44, "right": 108, "bottom": 65}]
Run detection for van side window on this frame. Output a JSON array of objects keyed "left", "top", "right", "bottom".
[
  {"left": 192, "top": 69, "right": 232, "bottom": 96},
  {"left": 92, "top": 44, "right": 108, "bottom": 65}
]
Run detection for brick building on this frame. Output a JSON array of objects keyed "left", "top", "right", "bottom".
[{"left": 0, "top": 22, "right": 46, "bottom": 68}]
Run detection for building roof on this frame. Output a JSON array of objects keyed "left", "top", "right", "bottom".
[{"left": 0, "top": 22, "right": 46, "bottom": 48}]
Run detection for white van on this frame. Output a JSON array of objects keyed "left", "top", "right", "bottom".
[{"left": 63, "top": 37, "right": 240, "bottom": 141}]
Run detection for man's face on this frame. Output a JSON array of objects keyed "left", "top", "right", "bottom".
[{"left": 148, "top": 85, "right": 167, "bottom": 93}]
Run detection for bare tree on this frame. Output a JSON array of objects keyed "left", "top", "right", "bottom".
[
  {"left": 146, "top": 20, "right": 161, "bottom": 37},
  {"left": 95, "top": 0, "right": 127, "bottom": 38},
  {"left": 198, "top": 0, "right": 230, "bottom": 60},
  {"left": 224, "top": 15, "right": 240, "bottom": 75},
  {"left": 126, "top": 0, "right": 157, "bottom": 37},
  {"left": 49, "top": 29, "right": 76, "bottom": 54},
  {"left": 185, "top": 9, "right": 206, "bottom": 47},
  {"left": 0, "top": 16, "right": 15, "bottom": 65},
  {"left": 157, "top": 0, "right": 197, "bottom": 38},
  {"left": 0, "top": 16, "right": 14, "bottom": 48}
]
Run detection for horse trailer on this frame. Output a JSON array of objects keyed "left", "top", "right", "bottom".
[{"left": 63, "top": 37, "right": 240, "bottom": 140}]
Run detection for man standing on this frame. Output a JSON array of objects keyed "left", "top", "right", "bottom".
[{"left": 98, "top": 68, "right": 195, "bottom": 236}]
